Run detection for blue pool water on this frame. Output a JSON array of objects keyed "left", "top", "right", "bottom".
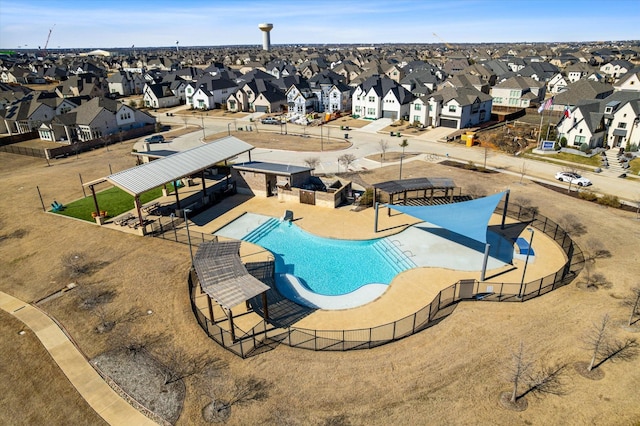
[{"left": 242, "top": 218, "right": 415, "bottom": 296}]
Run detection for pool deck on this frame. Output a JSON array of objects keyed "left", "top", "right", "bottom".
[{"left": 189, "top": 195, "right": 567, "bottom": 332}]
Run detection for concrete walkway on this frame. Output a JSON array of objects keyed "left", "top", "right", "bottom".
[{"left": 0, "top": 291, "right": 157, "bottom": 426}]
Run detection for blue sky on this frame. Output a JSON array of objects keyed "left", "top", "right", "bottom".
[{"left": 1, "top": 0, "right": 639, "bottom": 49}]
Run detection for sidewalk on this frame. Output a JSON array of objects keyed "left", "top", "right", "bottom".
[{"left": 0, "top": 291, "right": 157, "bottom": 426}]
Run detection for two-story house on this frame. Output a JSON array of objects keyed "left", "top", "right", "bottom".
[
  {"left": 427, "top": 86, "right": 492, "bottom": 129},
  {"left": 351, "top": 75, "right": 413, "bottom": 120},
  {"left": 490, "top": 76, "right": 546, "bottom": 108}
]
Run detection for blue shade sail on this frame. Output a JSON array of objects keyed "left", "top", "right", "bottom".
[{"left": 387, "top": 191, "right": 505, "bottom": 244}]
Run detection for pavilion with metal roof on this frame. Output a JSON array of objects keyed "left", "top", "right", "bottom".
[
  {"left": 193, "top": 240, "right": 270, "bottom": 342},
  {"left": 372, "top": 177, "right": 458, "bottom": 205},
  {"left": 83, "top": 136, "right": 254, "bottom": 229}
]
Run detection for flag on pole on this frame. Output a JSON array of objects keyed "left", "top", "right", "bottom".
[
  {"left": 563, "top": 106, "right": 571, "bottom": 118},
  {"left": 538, "top": 97, "right": 554, "bottom": 113}
]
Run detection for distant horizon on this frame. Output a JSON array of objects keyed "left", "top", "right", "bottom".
[{"left": 1, "top": 0, "right": 639, "bottom": 50}]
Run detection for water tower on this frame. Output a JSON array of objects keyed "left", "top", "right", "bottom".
[{"left": 258, "top": 23, "right": 273, "bottom": 51}]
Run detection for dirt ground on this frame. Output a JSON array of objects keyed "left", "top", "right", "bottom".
[{"left": 1, "top": 133, "right": 640, "bottom": 425}]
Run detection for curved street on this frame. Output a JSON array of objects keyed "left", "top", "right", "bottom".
[{"left": 145, "top": 110, "right": 639, "bottom": 205}]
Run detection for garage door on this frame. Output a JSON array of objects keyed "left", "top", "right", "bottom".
[
  {"left": 255, "top": 105, "right": 268, "bottom": 112},
  {"left": 383, "top": 111, "right": 397, "bottom": 120},
  {"left": 440, "top": 118, "right": 458, "bottom": 128}
]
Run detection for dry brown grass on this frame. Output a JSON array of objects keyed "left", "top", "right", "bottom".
[
  {"left": 1, "top": 133, "right": 639, "bottom": 425},
  {"left": 0, "top": 311, "right": 107, "bottom": 425}
]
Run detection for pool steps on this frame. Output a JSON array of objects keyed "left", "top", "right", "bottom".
[
  {"left": 243, "top": 218, "right": 417, "bottom": 276},
  {"left": 243, "top": 218, "right": 280, "bottom": 243},
  {"left": 371, "top": 238, "right": 417, "bottom": 275}
]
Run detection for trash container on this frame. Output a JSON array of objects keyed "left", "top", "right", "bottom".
[
  {"left": 390, "top": 131, "right": 394, "bottom": 137},
  {"left": 344, "top": 133, "right": 349, "bottom": 139}
]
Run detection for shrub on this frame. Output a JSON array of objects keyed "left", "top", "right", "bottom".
[
  {"left": 580, "top": 143, "right": 589, "bottom": 153},
  {"left": 559, "top": 137, "right": 567, "bottom": 147},
  {"left": 630, "top": 143, "right": 638, "bottom": 152},
  {"left": 579, "top": 191, "right": 598, "bottom": 201},
  {"left": 626, "top": 141, "right": 631, "bottom": 152},
  {"left": 597, "top": 194, "right": 621, "bottom": 208},
  {"left": 359, "top": 188, "right": 374, "bottom": 207},
  {"left": 464, "top": 161, "right": 478, "bottom": 170}
]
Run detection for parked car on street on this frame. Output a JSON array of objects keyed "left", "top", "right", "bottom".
[
  {"left": 555, "top": 171, "right": 592, "bottom": 186},
  {"left": 261, "top": 117, "right": 281, "bottom": 125},
  {"left": 144, "top": 135, "right": 165, "bottom": 143}
]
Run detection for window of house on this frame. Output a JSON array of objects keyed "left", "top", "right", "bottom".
[
  {"left": 618, "top": 122, "right": 627, "bottom": 129},
  {"left": 471, "top": 104, "right": 479, "bottom": 113},
  {"left": 510, "top": 90, "right": 520, "bottom": 97},
  {"left": 355, "top": 106, "right": 361, "bottom": 113},
  {"left": 494, "top": 97, "right": 502, "bottom": 103},
  {"left": 368, "top": 96, "right": 375, "bottom": 102},
  {"left": 480, "top": 111, "right": 486, "bottom": 120},
  {"left": 414, "top": 115, "right": 420, "bottom": 123},
  {"left": 574, "top": 135, "right": 586, "bottom": 145},
  {"left": 448, "top": 105, "right": 456, "bottom": 112},
  {"left": 367, "top": 108, "right": 375, "bottom": 115},
  {"left": 429, "top": 105, "right": 433, "bottom": 111},
  {"left": 415, "top": 104, "right": 421, "bottom": 111}
]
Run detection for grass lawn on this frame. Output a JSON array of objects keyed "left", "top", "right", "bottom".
[
  {"left": 53, "top": 185, "right": 172, "bottom": 222},
  {"left": 526, "top": 150, "right": 602, "bottom": 168},
  {"left": 629, "top": 157, "right": 640, "bottom": 175}
]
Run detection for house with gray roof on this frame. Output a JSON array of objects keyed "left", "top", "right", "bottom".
[
  {"left": 351, "top": 75, "right": 414, "bottom": 120},
  {"left": 551, "top": 79, "right": 613, "bottom": 111},
  {"left": 490, "top": 76, "right": 546, "bottom": 108},
  {"left": 1, "top": 93, "right": 55, "bottom": 135},
  {"left": 143, "top": 81, "right": 180, "bottom": 109},
  {"left": 427, "top": 86, "right": 492, "bottom": 129}
]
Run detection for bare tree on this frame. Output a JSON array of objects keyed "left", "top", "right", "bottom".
[
  {"left": 580, "top": 262, "right": 611, "bottom": 291},
  {"left": 582, "top": 238, "right": 611, "bottom": 263},
  {"left": 513, "top": 196, "right": 538, "bottom": 218},
  {"left": 465, "top": 183, "right": 487, "bottom": 199},
  {"left": 77, "top": 284, "right": 117, "bottom": 310},
  {"left": 508, "top": 341, "right": 534, "bottom": 404},
  {"left": 201, "top": 376, "right": 269, "bottom": 423},
  {"left": 623, "top": 287, "right": 640, "bottom": 327},
  {"left": 399, "top": 139, "right": 409, "bottom": 179},
  {"left": 303, "top": 157, "right": 320, "bottom": 173},
  {"left": 62, "top": 252, "right": 89, "bottom": 280},
  {"left": 182, "top": 115, "right": 189, "bottom": 129},
  {"left": 379, "top": 139, "right": 389, "bottom": 162},
  {"left": 337, "top": 153, "right": 356, "bottom": 173},
  {"left": 502, "top": 342, "right": 567, "bottom": 410},
  {"left": 92, "top": 305, "right": 144, "bottom": 334},
  {"left": 518, "top": 160, "right": 528, "bottom": 184},
  {"left": 583, "top": 314, "right": 612, "bottom": 372},
  {"left": 157, "top": 346, "right": 225, "bottom": 386},
  {"left": 556, "top": 214, "right": 587, "bottom": 236}
]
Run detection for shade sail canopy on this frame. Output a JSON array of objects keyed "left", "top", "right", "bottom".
[{"left": 388, "top": 191, "right": 506, "bottom": 244}]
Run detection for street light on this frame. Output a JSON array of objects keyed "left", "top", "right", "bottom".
[
  {"left": 518, "top": 227, "right": 535, "bottom": 299},
  {"left": 201, "top": 114, "right": 205, "bottom": 140},
  {"left": 183, "top": 208, "right": 194, "bottom": 267},
  {"left": 227, "top": 122, "right": 232, "bottom": 136}
]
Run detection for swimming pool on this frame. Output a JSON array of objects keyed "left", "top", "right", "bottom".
[{"left": 241, "top": 217, "right": 415, "bottom": 296}]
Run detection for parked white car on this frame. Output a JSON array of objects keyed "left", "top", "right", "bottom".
[{"left": 555, "top": 171, "right": 592, "bottom": 186}]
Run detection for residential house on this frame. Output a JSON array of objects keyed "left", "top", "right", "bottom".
[
  {"left": 143, "top": 82, "right": 180, "bottom": 109},
  {"left": 565, "top": 63, "right": 595, "bottom": 83},
  {"left": 351, "top": 75, "right": 414, "bottom": 120},
  {"left": 39, "top": 97, "right": 155, "bottom": 143},
  {"left": 555, "top": 101, "right": 606, "bottom": 149},
  {"left": 613, "top": 69, "right": 640, "bottom": 92},
  {"left": 253, "top": 89, "right": 287, "bottom": 114},
  {"left": 286, "top": 81, "right": 317, "bottom": 116},
  {"left": 384, "top": 63, "right": 405, "bottom": 83},
  {"left": 107, "top": 71, "right": 135, "bottom": 96},
  {"left": 226, "top": 79, "right": 283, "bottom": 113},
  {"left": 332, "top": 61, "right": 362, "bottom": 84},
  {"left": 1, "top": 93, "right": 55, "bottom": 135},
  {"left": 187, "top": 76, "right": 237, "bottom": 110},
  {"left": 600, "top": 93, "right": 640, "bottom": 148},
  {"left": 600, "top": 60, "right": 633, "bottom": 80},
  {"left": 55, "top": 73, "right": 106, "bottom": 98},
  {"left": 551, "top": 79, "right": 614, "bottom": 111},
  {"left": 409, "top": 95, "right": 430, "bottom": 127},
  {"left": 308, "top": 70, "right": 351, "bottom": 113},
  {"left": 427, "top": 86, "right": 492, "bottom": 129},
  {"left": 547, "top": 72, "right": 570, "bottom": 94},
  {"left": 490, "top": 76, "right": 545, "bottom": 108},
  {"left": 442, "top": 74, "right": 489, "bottom": 94}
]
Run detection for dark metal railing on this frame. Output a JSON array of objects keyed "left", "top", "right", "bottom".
[{"left": 188, "top": 202, "right": 584, "bottom": 358}]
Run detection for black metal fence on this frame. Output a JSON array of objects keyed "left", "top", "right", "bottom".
[{"left": 188, "top": 202, "right": 585, "bottom": 358}]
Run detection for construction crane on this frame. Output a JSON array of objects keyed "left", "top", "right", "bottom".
[
  {"left": 41, "top": 24, "right": 55, "bottom": 56},
  {"left": 432, "top": 32, "right": 453, "bottom": 50}
]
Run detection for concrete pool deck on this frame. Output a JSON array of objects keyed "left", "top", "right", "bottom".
[{"left": 189, "top": 195, "right": 567, "bottom": 331}]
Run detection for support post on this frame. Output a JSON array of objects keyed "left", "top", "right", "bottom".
[
  {"left": 228, "top": 309, "right": 236, "bottom": 342},
  {"left": 480, "top": 243, "right": 490, "bottom": 281},
  {"left": 501, "top": 189, "right": 510, "bottom": 229},
  {"left": 374, "top": 202, "right": 379, "bottom": 233},
  {"left": 207, "top": 296, "right": 214, "bottom": 321},
  {"left": 90, "top": 185, "right": 100, "bottom": 217},
  {"left": 261, "top": 292, "right": 269, "bottom": 320}
]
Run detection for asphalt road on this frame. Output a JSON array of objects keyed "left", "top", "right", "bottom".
[{"left": 145, "top": 110, "right": 639, "bottom": 205}]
